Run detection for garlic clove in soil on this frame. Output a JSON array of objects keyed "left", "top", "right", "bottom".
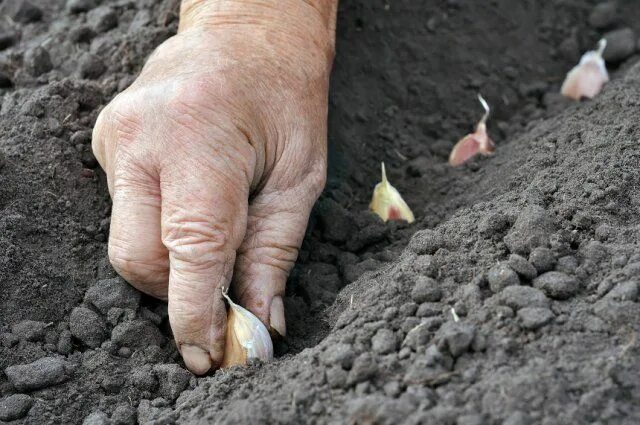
[
  {"left": 369, "top": 162, "right": 415, "bottom": 223},
  {"left": 561, "top": 39, "right": 609, "bottom": 101},
  {"left": 221, "top": 289, "right": 274, "bottom": 368},
  {"left": 449, "top": 94, "right": 495, "bottom": 167}
]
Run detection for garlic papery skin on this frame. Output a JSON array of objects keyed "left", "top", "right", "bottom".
[
  {"left": 561, "top": 39, "right": 609, "bottom": 101},
  {"left": 221, "top": 290, "right": 274, "bottom": 368},
  {"left": 449, "top": 94, "right": 495, "bottom": 166},
  {"left": 369, "top": 162, "right": 415, "bottom": 223}
]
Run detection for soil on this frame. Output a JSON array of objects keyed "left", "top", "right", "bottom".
[{"left": 1, "top": 0, "right": 640, "bottom": 424}]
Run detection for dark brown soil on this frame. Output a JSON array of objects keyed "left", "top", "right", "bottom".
[{"left": 1, "top": 0, "right": 640, "bottom": 424}]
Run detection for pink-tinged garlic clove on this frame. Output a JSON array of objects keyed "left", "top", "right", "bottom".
[
  {"left": 561, "top": 39, "right": 609, "bottom": 101},
  {"left": 369, "top": 162, "right": 415, "bottom": 223},
  {"left": 449, "top": 94, "right": 495, "bottom": 167}
]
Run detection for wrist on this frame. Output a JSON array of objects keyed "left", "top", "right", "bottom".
[{"left": 179, "top": 0, "right": 337, "bottom": 53}]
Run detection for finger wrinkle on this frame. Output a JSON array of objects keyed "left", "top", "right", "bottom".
[{"left": 163, "top": 222, "right": 230, "bottom": 256}]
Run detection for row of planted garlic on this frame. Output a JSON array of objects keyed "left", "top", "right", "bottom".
[
  {"left": 370, "top": 38, "right": 611, "bottom": 224},
  {"left": 218, "top": 39, "right": 612, "bottom": 370}
]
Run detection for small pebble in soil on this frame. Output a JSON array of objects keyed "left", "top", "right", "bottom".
[
  {"left": 507, "top": 254, "right": 538, "bottom": 280},
  {"left": 593, "top": 298, "right": 638, "bottom": 326},
  {"left": 1, "top": 333, "right": 18, "bottom": 348},
  {"left": 107, "top": 307, "right": 136, "bottom": 326},
  {"left": 57, "top": 330, "right": 73, "bottom": 354},
  {"left": 487, "top": 262, "right": 520, "bottom": 293},
  {"left": 111, "top": 319, "right": 165, "bottom": 349},
  {"left": 503, "top": 206, "right": 555, "bottom": 255},
  {"left": 101, "top": 374, "right": 124, "bottom": 394},
  {"left": 399, "top": 302, "right": 418, "bottom": 317},
  {"left": 517, "top": 307, "right": 554, "bottom": 330},
  {"left": 382, "top": 306, "right": 398, "bottom": 320},
  {"left": 402, "top": 321, "right": 431, "bottom": 350},
  {"left": 321, "top": 343, "right": 355, "bottom": 369},
  {"left": 383, "top": 380, "right": 402, "bottom": 397},
  {"left": 83, "top": 411, "right": 109, "bottom": 425},
  {"left": 411, "top": 276, "right": 442, "bottom": 303},
  {"left": 154, "top": 364, "right": 192, "bottom": 401},
  {"left": 130, "top": 10, "right": 153, "bottom": 32},
  {"left": 556, "top": 255, "right": 578, "bottom": 274},
  {"left": 416, "top": 302, "right": 442, "bottom": 318},
  {"left": 589, "top": 2, "right": 618, "bottom": 29},
  {"left": 70, "top": 25, "right": 96, "bottom": 43},
  {"left": 347, "top": 353, "right": 377, "bottom": 385},
  {"left": 85, "top": 277, "right": 140, "bottom": 314},
  {"left": 623, "top": 261, "right": 640, "bottom": 277},
  {"left": 602, "top": 28, "right": 636, "bottom": 63},
  {"left": 129, "top": 366, "right": 159, "bottom": 392},
  {"left": 529, "top": 247, "right": 557, "bottom": 274},
  {"left": 24, "top": 46, "right": 53, "bottom": 76},
  {"left": 88, "top": 6, "right": 118, "bottom": 33},
  {"left": 0, "top": 32, "right": 16, "bottom": 50},
  {"left": 604, "top": 281, "right": 638, "bottom": 301},
  {"left": 111, "top": 403, "right": 137, "bottom": 425},
  {"left": 412, "top": 255, "right": 438, "bottom": 277},
  {"left": 79, "top": 53, "right": 106, "bottom": 79},
  {"left": 407, "top": 229, "right": 445, "bottom": 256},
  {"left": 0, "top": 394, "right": 33, "bottom": 421},
  {"left": 2, "top": 1, "right": 42, "bottom": 23},
  {"left": 326, "top": 366, "right": 348, "bottom": 389},
  {"left": 437, "top": 322, "right": 475, "bottom": 357},
  {"left": 478, "top": 212, "right": 510, "bottom": 237},
  {"left": 5, "top": 357, "right": 69, "bottom": 391},
  {"left": 69, "top": 307, "right": 107, "bottom": 347},
  {"left": 498, "top": 285, "right": 550, "bottom": 310},
  {"left": 533, "top": 271, "right": 579, "bottom": 299},
  {"left": 371, "top": 328, "right": 397, "bottom": 354},
  {"left": 66, "top": 0, "right": 99, "bottom": 14},
  {"left": 11, "top": 320, "right": 46, "bottom": 342},
  {"left": 403, "top": 348, "right": 451, "bottom": 385}
]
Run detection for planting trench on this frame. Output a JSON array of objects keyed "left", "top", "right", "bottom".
[{"left": 1, "top": 0, "right": 640, "bottom": 423}]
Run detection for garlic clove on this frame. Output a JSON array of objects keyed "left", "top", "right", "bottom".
[
  {"left": 561, "top": 39, "right": 609, "bottom": 101},
  {"left": 449, "top": 94, "right": 495, "bottom": 166},
  {"left": 221, "top": 289, "right": 274, "bottom": 368},
  {"left": 369, "top": 162, "right": 415, "bottom": 223}
]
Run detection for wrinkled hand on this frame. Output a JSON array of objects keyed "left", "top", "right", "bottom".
[{"left": 92, "top": 0, "right": 334, "bottom": 374}]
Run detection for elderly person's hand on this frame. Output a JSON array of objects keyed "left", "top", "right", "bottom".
[{"left": 92, "top": 0, "right": 337, "bottom": 374}]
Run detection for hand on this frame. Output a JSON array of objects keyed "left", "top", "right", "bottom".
[{"left": 92, "top": 0, "right": 335, "bottom": 374}]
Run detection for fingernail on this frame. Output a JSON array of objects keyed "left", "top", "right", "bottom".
[
  {"left": 269, "top": 296, "right": 286, "bottom": 338},
  {"left": 180, "top": 344, "right": 212, "bottom": 375}
]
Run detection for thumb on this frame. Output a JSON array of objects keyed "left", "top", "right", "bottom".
[
  {"left": 161, "top": 162, "right": 249, "bottom": 374},
  {"left": 233, "top": 171, "right": 325, "bottom": 337}
]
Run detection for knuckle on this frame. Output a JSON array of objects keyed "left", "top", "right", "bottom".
[
  {"left": 96, "top": 93, "right": 143, "bottom": 146},
  {"left": 108, "top": 240, "right": 167, "bottom": 287},
  {"left": 162, "top": 217, "right": 231, "bottom": 268},
  {"left": 240, "top": 243, "right": 299, "bottom": 277},
  {"left": 299, "top": 159, "right": 327, "bottom": 202}
]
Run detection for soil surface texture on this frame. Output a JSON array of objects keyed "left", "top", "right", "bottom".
[{"left": 1, "top": 0, "right": 640, "bottom": 424}]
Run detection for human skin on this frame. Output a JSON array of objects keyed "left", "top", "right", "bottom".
[{"left": 92, "top": 0, "right": 338, "bottom": 374}]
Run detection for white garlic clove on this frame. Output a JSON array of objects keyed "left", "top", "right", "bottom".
[
  {"left": 449, "top": 94, "right": 495, "bottom": 166},
  {"left": 561, "top": 39, "right": 609, "bottom": 101},
  {"left": 369, "top": 162, "right": 415, "bottom": 223},
  {"left": 221, "top": 290, "right": 274, "bottom": 368}
]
